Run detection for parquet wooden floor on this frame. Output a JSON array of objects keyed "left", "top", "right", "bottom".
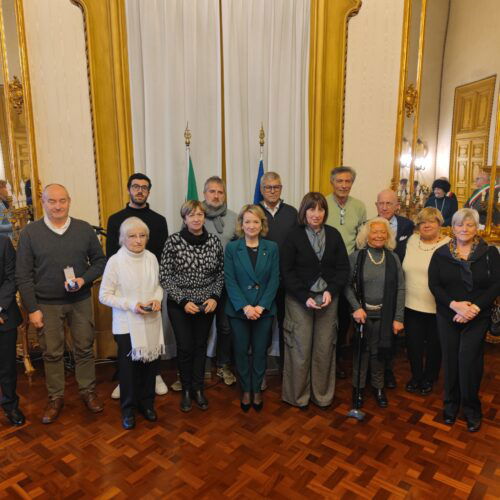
[{"left": 1, "top": 345, "right": 499, "bottom": 499}]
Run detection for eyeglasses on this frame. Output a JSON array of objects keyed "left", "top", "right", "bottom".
[
  {"left": 130, "top": 184, "right": 150, "bottom": 193},
  {"left": 263, "top": 185, "right": 282, "bottom": 192},
  {"left": 340, "top": 208, "right": 346, "bottom": 225}
]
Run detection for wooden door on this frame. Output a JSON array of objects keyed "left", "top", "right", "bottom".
[{"left": 450, "top": 76, "right": 496, "bottom": 206}]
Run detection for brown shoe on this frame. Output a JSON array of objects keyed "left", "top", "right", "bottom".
[
  {"left": 81, "top": 391, "right": 104, "bottom": 413},
  {"left": 42, "top": 398, "right": 64, "bottom": 424}
]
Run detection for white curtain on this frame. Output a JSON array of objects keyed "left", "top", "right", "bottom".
[
  {"left": 126, "top": 0, "right": 222, "bottom": 233},
  {"left": 221, "top": 0, "right": 310, "bottom": 211}
]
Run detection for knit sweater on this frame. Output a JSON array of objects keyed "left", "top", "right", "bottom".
[
  {"left": 160, "top": 229, "right": 224, "bottom": 306},
  {"left": 16, "top": 218, "right": 106, "bottom": 312},
  {"left": 260, "top": 201, "right": 298, "bottom": 249},
  {"left": 402, "top": 234, "right": 450, "bottom": 313},
  {"left": 106, "top": 204, "right": 168, "bottom": 263}
]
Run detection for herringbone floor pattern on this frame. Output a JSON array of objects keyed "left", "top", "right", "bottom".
[{"left": 1, "top": 345, "right": 499, "bottom": 499}]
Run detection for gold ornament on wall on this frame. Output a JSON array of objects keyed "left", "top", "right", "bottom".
[
  {"left": 404, "top": 83, "right": 418, "bottom": 117},
  {"left": 9, "top": 76, "right": 24, "bottom": 115}
]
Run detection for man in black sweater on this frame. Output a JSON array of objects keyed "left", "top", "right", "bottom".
[
  {"left": 106, "top": 173, "right": 169, "bottom": 397},
  {"left": 259, "top": 172, "right": 298, "bottom": 372},
  {"left": 106, "top": 173, "right": 168, "bottom": 263},
  {"left": 16, "top": 184, "right": 106, "bottom": 424}
]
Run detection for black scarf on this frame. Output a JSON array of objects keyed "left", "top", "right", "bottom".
[
  {"left": 353, "top": 248, "right": 398, "bottom": 360},
  {"left": 180, "top": 226, "right": 209, "bottom": 245}
]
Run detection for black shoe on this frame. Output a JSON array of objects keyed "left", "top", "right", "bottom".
[
  {"left": 192, "top": 390, "right": 208, "bottom": 410},
  {"left": 122, "top": 415, "right": 135, "bottom": 430},
  {"left": 352, "top": 388, "right": 364, "bottom": 409},
  {"left": 405, "top": 380, "right": 419, "bottom": 393},
  {"left": 140, "top": 408, "right": 157, "bottom": 422},
  {"left": 384, "top": 371, "right": 396, "bottom": 389},
  {"left": 374, "top": 388, "right": 388, "bottom": 408},
  {"left": 180, "top": 390, "right": 192, "bottom": 412},
  {"left": 443, "top": 412, "right": 456, "bottom": 425},
  {"left": 419, "top": 381, "right": 432, "bottom": 395},
  {"left": 298, "top": 404, "right": 309, "bottom": 411},
  {"left": 253, "top": 401, "right": 263, "bottom": 412},
  {"left": 240, "top": 401, "right": 251, "bottom": 413},
  {"left": 466, "top": 417, "right": 481, "bottom": 433},
  {"left": 4, "top": 408, "right": 25, "bottom": 426}
]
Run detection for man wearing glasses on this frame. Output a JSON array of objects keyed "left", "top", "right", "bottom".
[
  {"left": 326, "top": 166, "right": 366, "bottom": 379},
  {"left": 106, "top": 173, "right": 169, "bottom": 397},
  {"left": 259, "top": 172, "right": 298, "bottom": 371}
]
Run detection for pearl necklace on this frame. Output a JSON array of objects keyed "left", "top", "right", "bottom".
[
  {"left": 418, "top": 237, "right": 442, "bottom": 252},
  {"left": 366, "top": 249, "right": 385, "bottom": 265}
]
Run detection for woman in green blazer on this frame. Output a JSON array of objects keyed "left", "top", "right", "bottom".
[{"left": 224, "top": 204, "right": 280, "bottom": 412}]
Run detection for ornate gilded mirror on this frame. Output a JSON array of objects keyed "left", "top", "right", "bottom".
[
  {"left": 0, "top": 0, "right": 40, "bottom": 227},
  {"left": 393, "top": 0, "right": 499, "bottom": 240}
]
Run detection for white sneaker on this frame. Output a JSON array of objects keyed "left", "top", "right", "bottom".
[
  {"left": 111, "top": 384, "right": 120, "bottom": 399},
  {"left": 155, "top": 375, "right": 168, "bottom": 396}
]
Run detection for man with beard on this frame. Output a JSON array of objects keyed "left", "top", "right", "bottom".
[
  {"left": 201, "top": 176, "right": 237, "bottom": 386},
  {"left": 106, "top": 173, "right": 169, "bottom": 397}
]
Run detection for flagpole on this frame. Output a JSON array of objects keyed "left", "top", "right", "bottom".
[
  {"left": 184, "top": 122, "right": 191, "bottom": 192},
  {"left": 259, "top": 123, "right": 265, "bottom": 164}
]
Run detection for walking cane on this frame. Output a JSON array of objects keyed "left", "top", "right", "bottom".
[{"left": 347, "top": 322, "right": 365, "bottom": 421}]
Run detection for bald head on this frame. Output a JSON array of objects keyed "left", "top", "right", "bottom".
[
  {"left": 42, "top": 184, "right": 71, "bottom": 226},
  {"left": 375, "top": 189, "right": 399, "bottom": 220}
]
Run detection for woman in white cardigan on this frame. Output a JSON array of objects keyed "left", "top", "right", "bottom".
[
  {"left": 403, "top": 207, "right": 450, "bottom": 396},
  {"left": 100, "top": 217, "right": 164, "bottom": 430}
]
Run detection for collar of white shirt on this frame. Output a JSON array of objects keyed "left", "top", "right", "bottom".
[
  {"left": 263, "top": 200, "right": 281, "bottom": 217},
  {"left": 44, "top": 215, "right": 71, "bottom": 235}
]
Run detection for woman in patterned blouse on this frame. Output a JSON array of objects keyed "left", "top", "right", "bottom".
[{"left": 160, "top": 200, "right": 224, "bottom": 413}]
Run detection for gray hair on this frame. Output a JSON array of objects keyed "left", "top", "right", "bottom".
[
  {"left": 330, "top": 166, "right": 357, "bottom": 182},
  {"left": 452, "top": 208, "right": 480, "bottom": 228},
  {"left": 356, "top": 217, "right": 396, "bottom": 251},
  {"left": 118, "top": 217, "right": 150, "bottom": 246},
  {"left": 260, "top": 171, "right": 281, "bottom": 187},
  {"left": 42, "top": 183, "right": 70, "bottom": 200},
  {"left": 203, "top": 176, "right": 226, "bottom": 194}
]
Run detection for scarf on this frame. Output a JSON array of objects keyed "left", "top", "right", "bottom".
[
  {"left": 446, "top": 236, "right": 488, "bottom": 292},
  {"left": 353, "top": 248, "right": 398, "bottom": 361},
  {"left": 201, "top": 201, "right": 227, "bottom": 234},
  {"left": 305, "top": 225, "right": 328, "bottom": 293},
  {"left": 180, "top": 226, "right": 209, "bottom": 245},
  {"left": 116, "top": 247, "right": 165, "bottom": 362}
]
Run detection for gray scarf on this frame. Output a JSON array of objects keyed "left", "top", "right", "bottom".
[
  {"left": 305, "top": 226, "right": 328, "bottom": 293},
  {"left": 202, "top": 201, "right": 227, "bottom": 234}
]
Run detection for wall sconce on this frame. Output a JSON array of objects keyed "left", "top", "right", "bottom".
[
  {"left": 400, "top": 137, "right": 412, "bottom": 167},
  {"left": 414, "top": 138, "right": 428, "bottom": 170}
]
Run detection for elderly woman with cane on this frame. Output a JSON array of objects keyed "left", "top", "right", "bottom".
[{"left": 345, "top": 217, "right": 405, "bottom": 409}]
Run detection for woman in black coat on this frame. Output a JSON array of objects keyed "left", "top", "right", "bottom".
[
  {"left": 424, "top": 179, "right": 458, "bottom": 227},
  {"left": 429, "top": 208, "right": 500, "bottom": 432}
]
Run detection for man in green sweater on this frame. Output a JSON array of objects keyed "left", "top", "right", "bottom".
[{"left": 16, "top": 184, "right": 106, "bottom": 424}]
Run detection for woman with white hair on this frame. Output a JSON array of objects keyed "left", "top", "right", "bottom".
[
  {"left": 99, "top": 217, "right": 164, "bottom": 430},
  {"left": 429, "top": 208, "right": 500, "bottom": 432},
  {"left": 344, "top": 217, "right": 405, "bottom": 408}
]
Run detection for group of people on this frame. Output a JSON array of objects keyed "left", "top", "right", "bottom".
[{"left": 0, "top": 166, "right": 498, "bottom": 435}]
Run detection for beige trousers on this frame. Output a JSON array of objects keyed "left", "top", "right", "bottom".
[{"left": 281, "top": 293, "right": 338, "bottom": 407}]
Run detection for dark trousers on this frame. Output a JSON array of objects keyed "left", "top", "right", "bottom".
[
  {"left": 336, "top": 293, "right": 351, "bottom": 362},
  {"left": 215, "top": 290, "right": 232, "bottom": 367},
  {"left": 437, "top": 314, "right": 489, "bottom": 420},
  {"left": 275, "top": 286, "right": 286, "bottom": 368},
  {"left": 115, "top": 334, "right": 158, "bottom": 417},
  {"left": 229, "top": 316, "right": 273, "bottom": 393},
  {"left": 0, "top": 328, "right": 19, "bottom": 412},
  {"left": 352, "top": 318, "right": 385, "bottom": 390},
  {"left": 405, "top": 308, "right": 441, "bottom": 384},
  {"left": 167, "top": 300, "right": 214, "bottom": 391}
]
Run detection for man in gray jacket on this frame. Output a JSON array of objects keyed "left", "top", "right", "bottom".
[
  {"left": 16, "top": 184, "right": 106, "bottom": 423},
  {"left": 202, "top": 176, "right": 237, "bottom": 385}
]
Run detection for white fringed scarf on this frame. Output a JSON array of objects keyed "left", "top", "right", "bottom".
[{"left": 116, "top": 247, "right": 165, "bottom": 362}]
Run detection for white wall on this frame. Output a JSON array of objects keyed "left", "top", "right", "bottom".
[
  {"left": 436, "top": 0, "right": 500, "bottom": 178},
  {"left": 23, "top": 0, "right": 99, "bottom": 225},
  {"left": 343, "top": 0, "right": 404, "bottom": 218}
]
